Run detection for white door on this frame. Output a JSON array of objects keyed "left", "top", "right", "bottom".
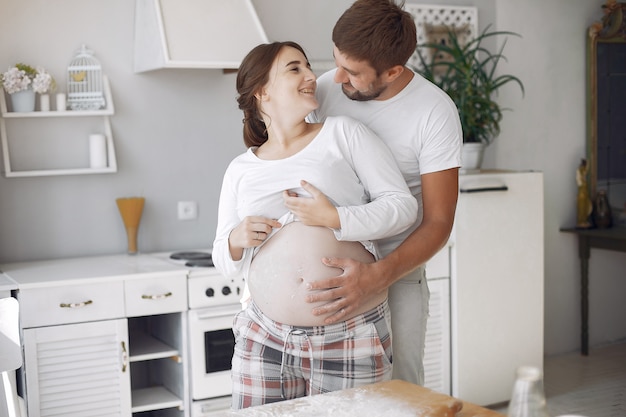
[{"left": 23, "top": 319, "right": 131, "bottom": 417}]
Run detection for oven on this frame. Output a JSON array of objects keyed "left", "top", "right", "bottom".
[
  {"left": 152, "top": 251, "right": 244, "bottom": 416},
  {"left": 188, "top": 303, "right": 241, "bottom": 415}
]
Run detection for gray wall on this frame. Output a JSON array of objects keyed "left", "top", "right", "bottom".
[{"left": 1, "top": 0, "right": 625, "bottom": 356}]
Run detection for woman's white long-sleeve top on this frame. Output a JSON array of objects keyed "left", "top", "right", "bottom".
[{"left": 212, "top": 116, "right": 418, "bottom": 279}]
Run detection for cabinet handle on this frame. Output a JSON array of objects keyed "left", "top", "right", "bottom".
[
  {"left": 59, "top": 300, "right": 93, "bottom": 308},
  {"left": 121, "top": 341, "right": 128, "bottom": 373},
  {"left": 141, "top": 291, "right": 172, "bottom": 300}
]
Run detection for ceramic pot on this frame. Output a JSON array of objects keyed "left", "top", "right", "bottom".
[
  {"left": 461, "top": 142, "right": 485, "bottom": 171},
  {"left": 10, "top": 88, "right": 36, "bottom": 112}
]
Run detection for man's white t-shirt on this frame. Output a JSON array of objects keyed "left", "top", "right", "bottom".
[{"left": 309, "top": 70, "right": 462, "bottom": 256}]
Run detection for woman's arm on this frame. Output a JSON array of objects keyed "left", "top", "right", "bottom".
[
  {"left": 213, "top": 167, "right": 282, "bottom": 278},
  {"left": 212, "top": 170, "right": 248, "bottom": 278}
]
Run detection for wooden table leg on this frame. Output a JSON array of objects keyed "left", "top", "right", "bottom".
[{"left": 577, "top": 235, "right": 590, "bottom": 356}]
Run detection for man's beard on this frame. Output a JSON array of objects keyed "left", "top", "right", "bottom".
[{"left": 341, "top": 82, "right": 387, "bottom": 102}]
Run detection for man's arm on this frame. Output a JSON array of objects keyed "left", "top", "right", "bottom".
[{"left": 306, "top": 167, "right": 459, "bottom": 324}]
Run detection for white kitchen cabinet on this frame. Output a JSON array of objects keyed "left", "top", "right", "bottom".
[
  {"left": 125, "top": 273, "right": 189, "bottom": 415},
  {"left": 423, "top": 171, "right": 544, "bottom": 406},
  {"left": 5, "top": 254, "right": 191, "bottom": 417},
  {"left": 22, "top": 319, "right": 131, "bottom": 417},
  {"left": 0, "top": 76, "right": 117, "bottom": 177},
  {"left": 451, "top": 170, "right": 544, "bottom": 406}
]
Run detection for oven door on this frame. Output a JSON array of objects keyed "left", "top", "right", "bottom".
[{"left": 188, "top": 303, "right": 241, "bottom": 400}]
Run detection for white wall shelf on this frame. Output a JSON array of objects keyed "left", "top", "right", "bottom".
[{"left": 0, "top": 76, "right": 117, "bottom": 178}]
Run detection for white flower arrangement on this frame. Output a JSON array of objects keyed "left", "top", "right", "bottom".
[{"left": 1, "top": 63, "right": 56, "bottom": 94}]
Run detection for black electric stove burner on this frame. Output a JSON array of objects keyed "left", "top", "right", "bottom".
[
  {"left": 170, "top": 251, "right": 213, "bottom": 267},
  {"left": 170, "top": 251, "right": 211, "bottom": 260},
  {"left": 186, "top": 258, "right": 214, "bottom": 267}
]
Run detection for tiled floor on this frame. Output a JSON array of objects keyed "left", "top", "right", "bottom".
[{"left": 494, "top": 342, "right": 626, "bottom": 416}]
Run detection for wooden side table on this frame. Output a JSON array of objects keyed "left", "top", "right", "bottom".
[{"left": 560, "top": 226, "right": 626, "bottom": 355}]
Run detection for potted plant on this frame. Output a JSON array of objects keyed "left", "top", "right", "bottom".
[
  {"left": 413, "top": 25, "right": 525, "bottom": 170},
  {"left": 1, "top": 63, "right": 55, "bottom": 112}
]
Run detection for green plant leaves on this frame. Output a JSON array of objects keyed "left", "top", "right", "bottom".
[{"left": 413, "top": 24, "right": 525, "bottom": 145}]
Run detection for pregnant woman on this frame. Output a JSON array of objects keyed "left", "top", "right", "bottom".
[{"left": 212, "top": 41, "right": 417, "bottom": 409}]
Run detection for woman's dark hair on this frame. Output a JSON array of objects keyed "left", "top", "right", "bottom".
[
  {"left": 236, "top": 41, "right": 309, "bottom": 148},
  {"left": 332, "top": 0, "right": 416, "bottom": 75}
]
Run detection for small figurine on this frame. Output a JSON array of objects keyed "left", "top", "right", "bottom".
[{"left": 576, "top": 159, "right": 593, "bottom": 229}]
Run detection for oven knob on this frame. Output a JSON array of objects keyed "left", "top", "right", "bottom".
[
  {"left": 222, "top": 286, "right": 231, "bottom": 296},
  {"left": 205, "top": 288, "right": 215, "bottom": 297}
]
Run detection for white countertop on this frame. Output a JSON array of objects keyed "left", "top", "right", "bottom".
[{"left": 0, "top": 253, "right": 189, "bottom": 289}]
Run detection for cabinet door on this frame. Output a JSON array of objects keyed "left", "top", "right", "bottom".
[
  {"left": 23, "top": 319, "right": 131, "bottom": 417},
  {"left": 422, "top": 276, "right": 451, "bottom": 394}
]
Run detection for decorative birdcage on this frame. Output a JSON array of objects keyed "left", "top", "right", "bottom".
[{"left": 66, "top": 45, "right": 106, "bottom": 111}]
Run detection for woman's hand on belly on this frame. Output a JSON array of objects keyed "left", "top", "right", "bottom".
[
  {"left": 247, "top": 222, "right": 383, "bottom": 326},
  {"left": 227, "top": 215, "right": 282, "bottom": 260}
]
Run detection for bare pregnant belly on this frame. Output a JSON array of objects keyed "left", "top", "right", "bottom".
[{"left": 248, "top": 222, "right": 385, "bottom": 326}]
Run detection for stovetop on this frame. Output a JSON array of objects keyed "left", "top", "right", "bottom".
[
  {"left": 169, "top": 251, "right": 214, "bottom": 268},
  {"left": 149, "top": 249, "right": 214, "bottom": 274},
  {"left": 150, "top": 249, "right": 244, "bottom": 309}
]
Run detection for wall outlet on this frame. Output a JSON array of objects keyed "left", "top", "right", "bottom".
[{"left": 178, "top": 201, "right": 198, "bottom": 220}]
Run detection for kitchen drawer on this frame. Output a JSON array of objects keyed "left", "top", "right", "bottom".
[
  {"left": 425, "top": 246, "right": 450, "bottom": 279},
  {"left": 19, "top": 281, "right": 125, "bottom": 328},
  {"left": 124, "top": 273, "right": 187, "bottom": 317}
]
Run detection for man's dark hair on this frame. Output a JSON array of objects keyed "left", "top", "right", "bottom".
[{"left": 332, "top": 0, "right": 417, "bottom": 75}]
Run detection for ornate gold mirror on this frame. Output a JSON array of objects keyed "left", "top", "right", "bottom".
[{"left": 587, "top": 2, "right": 626, "bottom": 216}]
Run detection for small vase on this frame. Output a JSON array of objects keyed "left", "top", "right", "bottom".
[
  {"left": 461, "top": 142, "right": 485, "bottom": 171},
  {"left": 593, "top": 189, "right": 612, "bottom": 228},
  {"left": 116, "top": 197, "right": 145, "bottom": 254},
  {"left": 10, "top": 88, "right": 36, "bottom": 112}
]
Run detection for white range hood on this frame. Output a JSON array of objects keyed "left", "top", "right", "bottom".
[{"left": 134, "top": 0, "right": 269, "bottom": 72}]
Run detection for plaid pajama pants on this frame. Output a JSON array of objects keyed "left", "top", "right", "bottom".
[{"left": 230, "top": 299, "right": 393, "bottom": 409}]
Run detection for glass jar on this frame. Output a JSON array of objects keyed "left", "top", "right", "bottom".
[{"left": 507, "top": 366, "right": 549, "bottom": 417}]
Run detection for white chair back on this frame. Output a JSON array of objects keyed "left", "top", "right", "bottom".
[{"left": 0, "top": 297, "right": 23, "bottom": 417}]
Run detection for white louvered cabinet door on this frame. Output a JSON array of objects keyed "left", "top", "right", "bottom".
[
  {"left": 23, "top": 318, "right": 131, "bottom": 417},
  {"left": 422, "top": 277, "right": 451, "bottom": 394}
]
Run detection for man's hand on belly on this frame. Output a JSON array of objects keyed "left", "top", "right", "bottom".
[{"left": 305, "top": 257, "right": 388, "bottom": 324}]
